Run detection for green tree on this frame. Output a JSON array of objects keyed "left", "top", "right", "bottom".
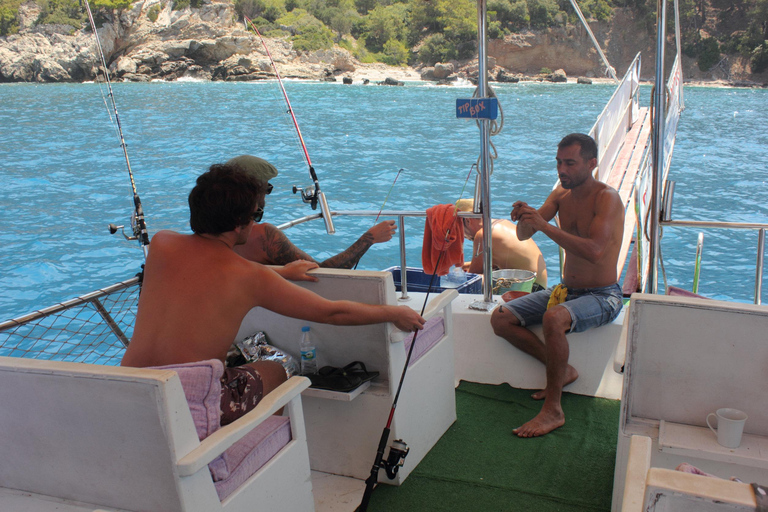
[
  {"left": 36, "top": 0, "right": 84, "bottom": 29},
  {"left": 417, "top": 32, "right": 454, "bottom": 62},
  {"left": 381, "top": 37, "right": 409, "bottom": 64},
  {"left": 488, "top": 0, "right": 529, "bottom": 32},
  {"left": 0, "top": 1, "right": 21, "bottom": 36},
  {"left": 327, "top": 7, "right": 359, "bottom": 39},
  {"left": 277, "top": 8, "right": 335, "bottom": 51},
  {"left": 751, "top": 41, "right": 768, "bottom": 73},
  {"left": 147, "top": 3, "right": 160, "bottom": 22},
  {"left": 410, "top": 0, "right": 477, "bottom": 62},
  {"left": 528, "top": 0, "right": 560, "bottom": 29},
  {"left": 236, "top": 0, "right": 287, "bottom": 22},
  {"left": 696, "top": 36, "right": 720, "bottom": 71},
  {"left": 359, "top": 3, "right": 408, "bottom": 51}
]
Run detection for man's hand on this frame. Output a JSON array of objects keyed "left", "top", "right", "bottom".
[
  {"left": 511, "top": 201, "right": 546, "bottom": 240},
  {"left": 391, "top": 306, "right": 426, "bottom": 332},
  {"left": 277, "top": 260, "right": 320, "bottom": 282},
  {"left": 367, "top": 220, "right": 397, "bottom": 244},
  {"left": 510, "top": 201, "right": 531, "bottom": 222}
]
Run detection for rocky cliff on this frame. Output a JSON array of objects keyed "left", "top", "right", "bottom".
[
  {"left": 1, "top": 1, "right": 765, "bottom": 85},
  {"left": 0, "top": 0, "right": 363, "bottom": 82}
]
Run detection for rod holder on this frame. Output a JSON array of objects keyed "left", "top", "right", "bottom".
[
  {"left": 318, "top": 192, "right": 335, "bottom": 235},
  {"left": 662, "top": 180, "right": 675, "bottom": 222}
]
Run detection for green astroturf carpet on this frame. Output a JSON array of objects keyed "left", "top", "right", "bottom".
[{"left": 367, "top": 381, "right": 621, "bottom": 512}]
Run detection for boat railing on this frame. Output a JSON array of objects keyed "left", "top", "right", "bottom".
[
  {"left": 659, "top": 217, "right": 766, "bottom": 305},
  {"left": 589, "top": 52, "right": 642, "bottom": 183},
  {"left": 0, "top": 208, "right": 471, "bottom": 364},
  {"left": 0, "top": 277, "right": 139, "bottom": 365},
  {"left": 278, "top": 209, "right": 482, "bottom": 301}
]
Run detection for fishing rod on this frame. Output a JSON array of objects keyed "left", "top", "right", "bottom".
[
  {"left": 357, "top": 166, "right": 476, "bottom": 511},
  {"left": 81, "top": 0, "right": 150, "bottom": 260},
  {"left": 243, "top": 16, "right": 335, "bottom": 235}
]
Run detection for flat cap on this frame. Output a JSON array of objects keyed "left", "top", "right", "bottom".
[{"left": 226, "top": 155, "right": 278, "bottom": 182}]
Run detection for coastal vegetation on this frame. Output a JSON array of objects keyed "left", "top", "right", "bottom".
[{"left": 1, "top": 0, "right": 767, "bottom": 73}]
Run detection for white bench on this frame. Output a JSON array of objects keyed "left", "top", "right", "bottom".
[
  {"left": 0, "top": 357, "right": 314, "bottom": 512},
  {"left": 451, "top": 293, "right": 626, "bottom": 399},
  {"left": 235, "top": 268, "right": 458, "bottom": 484},
  {"left": 611, "top": 293, "right": 768, "bottom": 511}
]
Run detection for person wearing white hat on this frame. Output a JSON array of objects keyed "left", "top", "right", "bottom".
[{"left": 455, "top": 198, "right": 547, "bottom": 290}]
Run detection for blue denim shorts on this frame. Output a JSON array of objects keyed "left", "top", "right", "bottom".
[{"left": 501, "top": 283, "right": 623, "bottom": 333}]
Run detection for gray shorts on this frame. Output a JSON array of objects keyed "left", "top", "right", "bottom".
[{"left": 501, "top": 283, "right": 623, "bottom": 333}]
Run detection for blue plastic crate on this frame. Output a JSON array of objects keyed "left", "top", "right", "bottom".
[{"left": 384, "top": 267, "right": 482, "bottom": 294}]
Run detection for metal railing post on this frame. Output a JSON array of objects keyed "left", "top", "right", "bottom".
[
  {"left": 756, "top": 228, "right": 765, "bottom": 305},
  {"left": 398, "top": 215, "right": 409, "bottom": 300},
  {"left": 693, "top": 232, "right": 703, "bottom": 294}
]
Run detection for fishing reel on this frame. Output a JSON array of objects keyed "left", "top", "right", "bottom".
[
  {"left": 381, "top": 439, "right": 409, "bottom": 480},
  {"left": 108, "top": 209, "right": 145, "bottom": 243},
  {"left": 292, "top": 183, "right": 320, "bottom": 210},
  {"left": 108, "top": 218, "right": 138, "bottom": 242},
  {"left": 292, "top": 182, "right": 336, "bottom": 235}
]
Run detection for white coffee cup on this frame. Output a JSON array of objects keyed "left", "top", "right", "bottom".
[{"left": 706, "top": 408, "right": 748, "bottom": 448}]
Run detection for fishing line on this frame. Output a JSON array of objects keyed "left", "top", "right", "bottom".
[
  {"left": 81, "top": 0, "right": 150, "bottom": 259},
  {"left": 352, "top": 168, "right": 404, "bottom": 270},
  {"left": 245, "top": 16, "right": 312, "bottom": 168},
  {"left": 357, "top": 165, "right": 477, "bottom": 511},
  {"left": 374, "top": 168, "right": 404, "bottom": 223}
]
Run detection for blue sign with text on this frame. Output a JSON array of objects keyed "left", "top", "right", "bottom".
[{"left": 456, "top": 98, "right": 498, "bottom": 119}]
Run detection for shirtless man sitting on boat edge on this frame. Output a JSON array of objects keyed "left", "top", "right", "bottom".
[
  {"left": 121, "top": 162, "right": 425, "bottom": 425},
  {"left": 227, "top": 155, "right": 397, "bottom": 269},
  {"left": 490, "top": 133, "right": 624, "bottom": 438},
  {"left": 455, "top": 198, "right": 548, "bottom": 290}
]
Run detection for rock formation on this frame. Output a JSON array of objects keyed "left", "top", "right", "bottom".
[
  {"left": 1, "top": 2, "right": 764, "bottom": 84},
  {"left": 0, "top": 0, "right": 358, "bottom": 82}
]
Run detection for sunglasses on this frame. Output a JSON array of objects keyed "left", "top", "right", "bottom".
[{"left": 251, "top": 183, "right": 272, "bottom": 223}]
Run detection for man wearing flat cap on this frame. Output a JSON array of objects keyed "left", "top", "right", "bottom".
[
  {"left": 122, "top": 160, "right": 424, "bottom": 425},
  {"left": 227, "top": 155, "right": 397, "bottom": 269}
]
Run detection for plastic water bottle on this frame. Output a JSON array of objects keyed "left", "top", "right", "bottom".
[
  {"left": 441, "top": 265, "right": 466, "bottom": 289},
  {"left": 299, "top": 326, "right": 318, "bottom": 375}
]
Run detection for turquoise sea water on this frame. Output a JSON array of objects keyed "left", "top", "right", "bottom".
[{"left": 0, "top": 80, "right": 766, "bottom": 319}]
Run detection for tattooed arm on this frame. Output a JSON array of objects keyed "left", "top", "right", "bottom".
[
  {"left": 317, "top": 220, "right": 396, "bottom": 268},
  {"left": 254, "top": 220, "right": 396, "bottom": 269}
]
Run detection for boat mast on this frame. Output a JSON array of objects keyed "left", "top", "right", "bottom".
[
  {"left": 476, "top": 0, "right": 495, "bottom": 305},
  {"left": 649, "top": 0, "right": 668, "bottom": 293}
]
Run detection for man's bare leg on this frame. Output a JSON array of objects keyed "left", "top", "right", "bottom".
[
  {"left": 246, "top": 360, "right": 288, "bottom": 414},
  {"left": 490, "top": 306, "right": 547, "bottom": 362},
  {"left": 490, "top": 307, "right": 579, "bottom": 400},
  {"left": 513, "top": 306, "right": 572, "bottom": 437},
  {"left": 530, "top": 365, "right": 579, "bottom": 400}
]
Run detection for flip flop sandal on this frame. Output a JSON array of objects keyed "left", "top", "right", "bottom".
[
  {"left": 308, "top": 361, "right": 379, "bottom": 392},
  {"left": 341, "top": 361, "right": 379, "bottom": 385}
]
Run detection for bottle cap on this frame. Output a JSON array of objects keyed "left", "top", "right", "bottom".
[{"left": 301, "top": 326, "right": 310, "bottom": 332}]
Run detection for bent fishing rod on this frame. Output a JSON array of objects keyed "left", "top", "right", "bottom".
[
  {"left": 243, "top": 16, "right": 335, "bottom": 235},
  {"left": 357, "top": 166, "right": 476, "bottom": 512},
  {"left": 81, "top": 0, "right": 150, "bottom": 260}
]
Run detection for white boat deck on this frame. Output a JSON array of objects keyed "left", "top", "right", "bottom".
[{"left": 311, "top": 471, "right": 366, "bottom": 512}]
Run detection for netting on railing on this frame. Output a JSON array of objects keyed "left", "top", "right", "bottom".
[{"left": 0, "top": 278, "right": 140, "bottom": 366}]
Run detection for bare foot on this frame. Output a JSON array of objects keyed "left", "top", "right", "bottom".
[
  {"left": 513, "top": 408, "right": 565, "bottom": 437},
  {"left": 530, "top": 365, "right": 579, "bottom": 400}
]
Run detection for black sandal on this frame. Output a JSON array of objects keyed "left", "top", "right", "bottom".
[{"left": 308, "top": 361, "right": 379, "bottom": 392}]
